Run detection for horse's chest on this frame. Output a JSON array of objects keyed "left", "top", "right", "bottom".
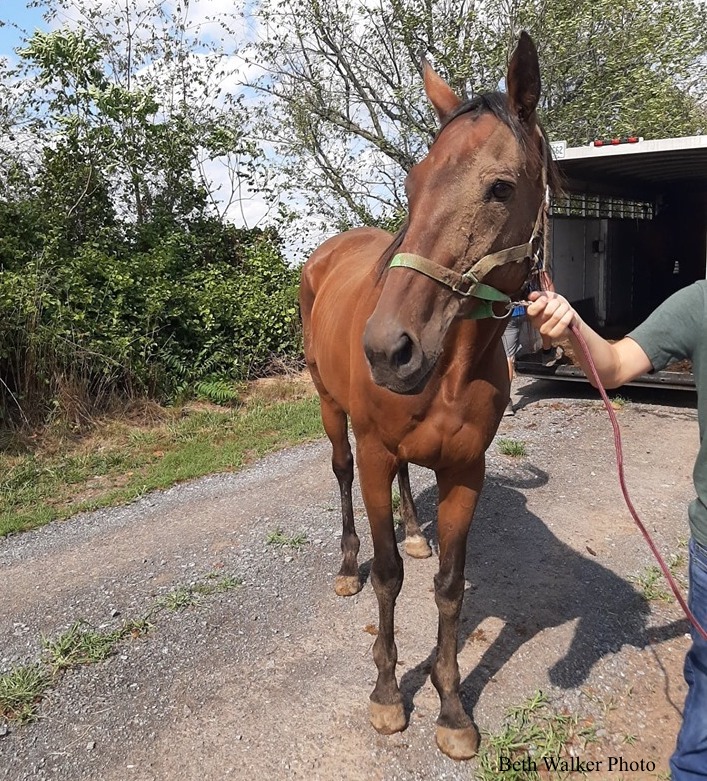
[{"left": 396, "top": 412, "right": 496, "bottom": 470}]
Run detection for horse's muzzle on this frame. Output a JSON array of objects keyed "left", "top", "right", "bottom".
[{"left": 363, "top": 318, "right": 431, "bottom": 394}]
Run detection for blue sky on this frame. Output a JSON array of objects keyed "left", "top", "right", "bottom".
[{"left": 0, "top": 2, "right": 48, "bottom": 60}]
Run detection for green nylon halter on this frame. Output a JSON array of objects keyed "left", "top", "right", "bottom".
[{"left": 389, "top": 253, "right": 513, "bottom": 320}]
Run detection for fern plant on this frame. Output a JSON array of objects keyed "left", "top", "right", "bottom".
[{"left": 194, "top": 379, "right": 240, "bottom": 405}]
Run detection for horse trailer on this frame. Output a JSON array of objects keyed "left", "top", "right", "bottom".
[{"left": 515, "top": 135, "right": 707, "bottom": 389}]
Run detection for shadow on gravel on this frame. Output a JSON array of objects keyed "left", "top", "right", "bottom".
[{"left": 396, "top": 461, "right": 688, "bottom": 719}]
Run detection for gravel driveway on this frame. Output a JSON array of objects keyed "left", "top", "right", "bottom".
[{"left": 0, "top": 377, "right": 699, "bottom": 780}]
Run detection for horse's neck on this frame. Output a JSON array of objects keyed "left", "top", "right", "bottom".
[{"left": 439, "top": 318, "right": 507, "bottom": 381}]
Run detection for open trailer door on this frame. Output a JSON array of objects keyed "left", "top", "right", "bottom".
[{"left": 515, "top": 135, "right": 707, "bottom": 390}]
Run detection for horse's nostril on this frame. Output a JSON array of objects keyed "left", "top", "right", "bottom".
[{"left": 391, "top": 333, "right": 414, "bottom": 369}]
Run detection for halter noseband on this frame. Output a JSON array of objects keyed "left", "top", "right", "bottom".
[{"left": 389, "top": 134, "right": 549, "bottom": 320}]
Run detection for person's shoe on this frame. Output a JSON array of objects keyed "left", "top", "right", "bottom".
[
  {"left": 541, "top": 346, "right": 564, "bottom": 367},
  {"left": 503, "top": 401, "right": 515, "bottom": 417}
]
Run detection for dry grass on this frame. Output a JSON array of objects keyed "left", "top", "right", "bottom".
[
  {"left": 0, "top": 373, "right": 321, "bottom": 537},
  {"left": 241, "top": 368, "right": 314, "bottom": 405}
]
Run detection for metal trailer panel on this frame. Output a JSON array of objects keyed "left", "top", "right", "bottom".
[{"left": 515, "top": 135, "right": 707, "bottom": 390}]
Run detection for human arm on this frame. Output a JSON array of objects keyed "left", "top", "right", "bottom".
[{"left": 526, "top": 291, "right": 653, "bottom": 388}]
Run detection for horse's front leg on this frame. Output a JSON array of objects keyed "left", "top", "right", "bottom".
[
  {"left": 397, "top": 462, "right": 433, "bottom": 559},
  {"left": 358, "top": 439, "right": 407, "bottom": 734},
  {"left": 431, "top": 463, "right": 484, "bottom": 760}
]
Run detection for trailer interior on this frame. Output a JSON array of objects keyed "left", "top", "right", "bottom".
[{"left": 516, "top": 136, "right": 707, "bottom": 389}]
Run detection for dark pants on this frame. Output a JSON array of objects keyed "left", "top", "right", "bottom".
[{"left": 670, "top": 537, "right": 707, "bottom": 780}]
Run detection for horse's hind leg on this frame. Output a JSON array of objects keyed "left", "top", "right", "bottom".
[
  {"left": 319, "top": 397, "right": 362, "bottom": 596},
  {"left": 397, "top": 463, "right": 432, "bottom": 559},
  {"left": 431, "top": 465, "right": 484, "bottom": 761}
]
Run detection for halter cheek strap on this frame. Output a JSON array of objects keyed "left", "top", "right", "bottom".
[
  {"left": 388, "top": 198, "right": 545, "bottom": 320},
  {"left": 389, "top": 254, "right": 513, "bottom": 320}
]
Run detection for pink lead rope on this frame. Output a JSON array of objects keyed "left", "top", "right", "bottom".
[{"left": 569, "top": 322, "right": 707, "bottom": 642}]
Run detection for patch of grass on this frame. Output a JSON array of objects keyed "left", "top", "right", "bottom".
[
  {"left": 391, "top": 487, "right": 401, "bottom": 513},
  {"left": 42, "top": 615, "right": 156, "bottom": 676},
  {"left": 266, "top": 528, "right": 308, "bottom": 550},
  {"left": 1, "top": 570, "right": 242, "bottom": 727},
  {"left": 610, "top": 394, "right": 630, "bottom": 409},
  {"left": 156, "top": 585, "right": 201, "bottom": 612},
  {"left": 475, "top": 691, "right": 597, "bottom": 781},
  {"left": 392, "top": 488, "right": 402, "bottom": 527},
  {"left": 0, "top": 383, "right": 322, "bottom": 537},
  {"left": 630, "top": 565, "right": 672, "bottom": 602},
  {"left": 0, "top": 664, "right": 51, "bottom": 725},
  {"left": 156, "top": 574, "right": 243, "bottom": 612},
  {"left": 497, "top": 437, "right": 527, "bottom": 457},
  {"left": 669, "top": 551, "right": 686, "bottom": 574},
  {"left": 123, "top": 618, "right": 153, "bottom": 638},
  {"left": 43, "top": 621, "right": 122, "bottom": 672}
]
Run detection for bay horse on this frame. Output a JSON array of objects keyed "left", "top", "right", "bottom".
[{"left": 300, "top": 32, "right": 554, "bottom": 760}]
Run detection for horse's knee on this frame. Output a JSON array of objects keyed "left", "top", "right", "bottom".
[
  {"left": 371, "top": 550, "right": 403, "bottom": 597},
  {"left": 332, "top": 449, "right": 353, "bottom": 482},
  {"left": 434, "top": 569, "right": 465, "bottom": 615}
]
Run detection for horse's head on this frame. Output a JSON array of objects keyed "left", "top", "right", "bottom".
[{"left": 364, "top": 32, "right": 550, "bottom": 394}]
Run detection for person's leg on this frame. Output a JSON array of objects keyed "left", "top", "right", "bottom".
[
  {"left": 670, "top": 537, "right": 707, "bottom": 780},
  {"left": 501, "top": 316, "right": 522, "bottom": 415}
]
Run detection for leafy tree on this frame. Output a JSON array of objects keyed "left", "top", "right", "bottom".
[
  {"left": 17, "top": 0, "right": 258, "bottom": 228},
  {"left": 246, "top": 0, "right": 707, "bottom": 229},
  {"left": 521, "top": 0, "right": 707, "bottom": 143},
  {"left": 0, "top": 1, "right": 299, "bottom": 426}
]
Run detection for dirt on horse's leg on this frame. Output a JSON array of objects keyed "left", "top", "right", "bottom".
[
  {"left": 397, "top": 462, "right": 432, "bottom": 559},
  {"left": 359, "top": 442, "right": 406, "bottom": 735},
  {"left": 320, "top": 398, "right": 361, "bottom": 596},
  {"left": 431, "top": 465, "right": 484, "bottom": 761}
]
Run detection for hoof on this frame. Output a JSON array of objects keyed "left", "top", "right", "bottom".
[
  {"left": 369, "top": 700, "right": 407, "bottom": 734},
  {"left": 435, "top": 725, "right": 480, "bottom": 760},
  {"left": 404, "top": 534, "right": 432, "bottom": 559},
  {"left": 334, "top": 575, "right": 362, "bottom": 596}
]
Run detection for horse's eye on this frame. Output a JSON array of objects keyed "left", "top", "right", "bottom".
[{"left": 490, "top": 181, "right": 514, "bottom": 201}]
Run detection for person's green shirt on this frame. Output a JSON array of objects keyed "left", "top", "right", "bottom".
[{"left": 629, "top": 280, "right": 707, "bottom": 549}]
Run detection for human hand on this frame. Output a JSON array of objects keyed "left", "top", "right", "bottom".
[{"left": 526, "top": 290, "right": 579, "bottom": 340}]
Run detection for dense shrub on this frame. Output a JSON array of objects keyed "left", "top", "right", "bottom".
[
  {"left": 0, "top": 25, "right": 304, "bottom": 427},
  {"left": 0, "top": 208, "right": 301, "bottom": 425}
]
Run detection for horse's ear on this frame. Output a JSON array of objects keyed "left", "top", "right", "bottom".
[
  {"left": 506, "top": 31, "right": 541, "bottom": 126},
  {"left": 423, "top": 60, "right": 462, "bottom": 122}
]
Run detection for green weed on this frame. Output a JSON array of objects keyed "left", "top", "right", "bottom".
[
  {"left": 392, "top": 487, "right": 402, "bottom": 527},
  {"left": 630, "top": 565, "right": 672, "bottom": 602},
  {"left": 497, "top": 438, "right": 527, "bottom": 457},
  {"left": 155, "top": 574, "right": 243, "bottom": 612},
  {"left": 43, "top": 621, "right": 122, "bottom": 672},
  {"left": 0, "top": 664, "right": 51, "bottom": 725},
  {"left": 266, "top": 529, "right": 308, "bottom": 549},
  {"left": 610, "top": 395, "right": 629, "bottom": 409},
  {"left": 476, "top": 691, "right": 597, "bottom": 781}
]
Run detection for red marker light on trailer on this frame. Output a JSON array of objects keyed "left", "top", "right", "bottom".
[{"left": 590, "top": 136, "right": 643, "bottom": 147}]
